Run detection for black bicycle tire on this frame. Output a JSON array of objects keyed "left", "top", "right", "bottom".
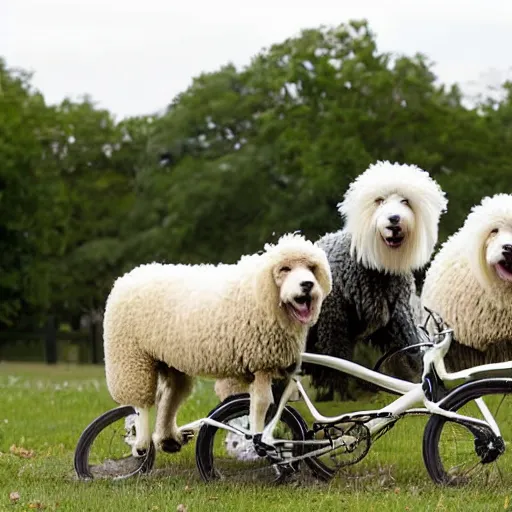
[
  {"left": 195, "top": 394, "right": 318, "bottom": 482},
  {"left": 422, "top": 378, "right": 512, "bottom": 486},
  {"left": 74, "top": 405, "right": 156, "bottom": 480}
]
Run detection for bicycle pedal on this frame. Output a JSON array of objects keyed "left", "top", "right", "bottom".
[
  {"left": 181, "top": 430, "right": 195, "bottom": 441},
  {"left": 253, "top": 433, "right": 276, "bottom": 457}
]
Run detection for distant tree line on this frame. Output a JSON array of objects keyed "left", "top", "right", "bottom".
[{"left": 1, "top": 19, "right": 512, "bottom": 334}]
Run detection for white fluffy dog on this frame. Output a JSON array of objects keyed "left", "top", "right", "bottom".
[
  {"left": 103, "top": 233, "right": 332, "bottom": 455},
  {"left": 421, "top": 194, "right": 512, "bottom": 366},
  {"left": 340, "top": 161, "right": 447, "bottom": 274},
  {"left": 301, "top": 161, "right": 448, "bottom": 400}
]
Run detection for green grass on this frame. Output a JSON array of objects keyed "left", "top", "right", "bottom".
[{"left": 0, "top": 363, "right": 512, "bottom": 511}]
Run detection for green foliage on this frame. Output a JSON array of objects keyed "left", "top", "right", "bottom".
[
  {"left": 45, "top": 101, "right": 150, "bottom": 315},
  {"left": 1, "top": 19, "right": 512, "bottom": 329},
  {"left": 0, "top": 59, "right": 60, "bottom": 325}
]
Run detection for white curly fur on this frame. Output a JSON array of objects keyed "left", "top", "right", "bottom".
[
  {"left": 339, "top": 161, "right": 448, "bottom": 274},
  {"left": 103, "top": 233, "right": 332, "bottom": 455},
  {"left": 421, "top": 194, "right": 512, "bottom": 352}
]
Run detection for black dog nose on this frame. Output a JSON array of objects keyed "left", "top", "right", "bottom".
[
  {"left": 301, "top": 281, "right": 314, "bottom": 293},
  {"left": 504, "top": 244, "right": 512, "bottom": 253},
  {"left": 388, "top": 215, "right": 400, "bottom": 225}
]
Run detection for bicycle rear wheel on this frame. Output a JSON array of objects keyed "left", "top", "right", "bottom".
[
  {"left": 74, "top": 405, "right": 156, "bottom": 480},
  {"left": 423, "top": 378, "right": 512, "bottom": 486}
]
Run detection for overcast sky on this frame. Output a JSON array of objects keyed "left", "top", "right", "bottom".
[{"left": 3, "top": 0, "right": 512, "bottom": 119}]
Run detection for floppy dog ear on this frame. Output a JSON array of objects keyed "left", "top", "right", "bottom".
[
  {"left": 252, "top": 260, "right": 282, "bottom": 316},
  {"left": 469, "top": 230, "right": 497, "bottom": 290}
]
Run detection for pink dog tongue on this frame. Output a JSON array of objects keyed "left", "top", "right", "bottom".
[
  {"left": 295, "top": 303, "right": 311, "bottom": 319},
  {"left": 496, "top": 263, "right": 512, "bottom": 282}
]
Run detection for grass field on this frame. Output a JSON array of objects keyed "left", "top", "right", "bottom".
[{"left": 1, "top": 363, "right": 512, "bottom": 512}]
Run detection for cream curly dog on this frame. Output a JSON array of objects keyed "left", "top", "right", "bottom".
[
  {"left": 103, "top": 233, "right": 332, "bottom": 456},
  {"left": 421, "top": 193, "right": 512, "bottom": 369}
]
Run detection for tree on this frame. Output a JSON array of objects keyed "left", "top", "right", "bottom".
[
  {"left": 140, "top": 20, "right": 495, "bottom": 268},
  {"left": 46, "top": 101, "right": 155, "bottom": 324},
  {"left": 0, "top": 59, "right": 64, "bottom": 327},
  {"left": 2, "top": 17, "right": 512, "bottom": 366}
]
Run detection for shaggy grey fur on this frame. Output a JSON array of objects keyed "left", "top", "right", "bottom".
[{"left": 304, "top": 230, "right": 421, "bottom": 400}]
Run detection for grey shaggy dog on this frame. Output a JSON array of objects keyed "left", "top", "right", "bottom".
[
  {"left": 303, "top": 162, "right": 448, "bottom": 400},
  {"left": 304, "top": 232, "right": 420, "bottom": 400}
]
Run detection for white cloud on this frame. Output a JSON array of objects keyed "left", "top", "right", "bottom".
[{"left": 2, "top": 0, "right": 512, "bottom": 118}]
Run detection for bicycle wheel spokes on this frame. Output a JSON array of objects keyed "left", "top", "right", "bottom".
[
  {"left": 87, "top": 414, "right": 140, "bottom": 478},
  {"left": 195, "top": 396, "right": 307, "bottom": 484},
  {"left": 74, "top": 406, "right": 156, "bottom": 480},
  {"left": 432, "top": 392, "right": 512, "bottom": 487},
  {"left": 209, "top": 415, "right": 298, "bottom": 483}
]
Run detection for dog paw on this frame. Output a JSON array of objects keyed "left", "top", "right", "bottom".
[
  {"left": 160, "top": 438, "right": 183, "bottom": 453},
  {"left": 131, "top": 439, "right": 151, "bottom": 458},
  {"left": 153, "top": 431, "right": 191, "bottom": 453}
]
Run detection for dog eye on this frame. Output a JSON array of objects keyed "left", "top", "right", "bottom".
[
  {"left": 490, "top": 228, "right": 499, "bottom": 235},
  {"left": 375, "top": 197, "right": 384, "bottom": 205},
  {"left": 280, "top": 266, "right": 291, "bottom": 272},
  {"left": 401, "top": 199, "right": 410, "bottom": 206},
  {"left": 308, "top": 265, "right": 317, "bottom": 273}
]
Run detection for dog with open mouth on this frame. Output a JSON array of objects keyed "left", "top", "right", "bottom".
[
  {"left": 421, "top": 193, "right": 512, "bottom": 370},
  {"left": 490, "top": 231, "right": 512, "bottom": 283},
  {"left": 103, "top": 233, "right": 332, "bottom": 457},
  {"left": 375, "top": 194, "right": 412, "bottom": 250},
  {"left": 303, "top": 161, "right": 448, "bottom": 400},
  {"left": 279, "top": 265, "right": 320, "bottom": 324}
]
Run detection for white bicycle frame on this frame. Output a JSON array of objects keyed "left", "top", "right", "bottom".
[{"left": 178, "top": 329, "right": 512, "bottom": 452}]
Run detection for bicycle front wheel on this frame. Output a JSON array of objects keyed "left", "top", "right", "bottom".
[{"left": 423, "top": 378, "right": 512, "bottom": 486}]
